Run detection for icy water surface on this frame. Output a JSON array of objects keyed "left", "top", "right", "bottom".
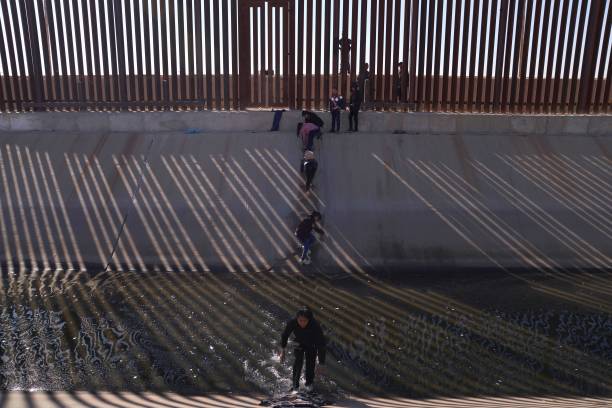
[{"left": 0, "top": 268, "right": 611, "bottom": 398}]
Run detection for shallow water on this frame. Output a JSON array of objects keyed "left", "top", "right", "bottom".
[{"left": 0, "top": 269, "right": 611, "bottom": 398}]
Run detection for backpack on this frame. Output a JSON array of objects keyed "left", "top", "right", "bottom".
[{"left": 305, "top": 111, "right": 324, "bottom": 128}]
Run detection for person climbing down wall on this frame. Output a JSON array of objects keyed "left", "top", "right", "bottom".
[
  {"left": 294, "top": 211, "right": 324, "bottom": 265},
  {"left": 300, "top": 150, "right": 318, "bottom": 192}
]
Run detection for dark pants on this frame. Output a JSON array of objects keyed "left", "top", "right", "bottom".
[
  {"left": 349, "top": 108, "right": 359, "bottom": 131},
  {"left": 306, "top": 129, "right": 320, "bottom": 151},
  {"left": 330, "top": 110, "right": 340, "bottom": 131},
  {"left": 305, "top": 167, "right": 316, "bottom": 190},
  {"left": 300, "top": 233, "right": 315, "bottom": 260},
  {"left": 293, "top": 346, "right": 317, "bottom": 388}
]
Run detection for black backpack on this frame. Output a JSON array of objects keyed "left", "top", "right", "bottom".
[{"left": 304, "top": 111, "right": 324, "bottom": 128}]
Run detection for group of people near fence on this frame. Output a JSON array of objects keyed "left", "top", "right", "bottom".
[{"left": 293, "top": 81, "right": 363, "bottom": 266}]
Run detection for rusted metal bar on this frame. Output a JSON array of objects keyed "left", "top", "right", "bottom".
[
  {"left": 161, "top": 0, "right": 170, "bottom": 109},
  {"left": 532, "top": 0, "right": 551, "bottom": 113},
  {"left": 223, "top": 0, "right": 231, "bottom": 110},
  {"left": 106, "top": 0, "right": 119, "bottom": 104},
  {"left": 559, "top": 0, "right": 578, "bottom": 113},
  {"left": 123, "top": 0, "right": 135, "bottom": 104},
  {"left": 475, "top": 0, "right": 489, "bottom": 112},
  {"left": 296, "top": 1, "right": 303, "bottom": 108},
  {"left": 305, "top": 0, "right": 313, "bottom": 109},
  {"left": 517, "top": 0, "right": 533, "bottom": 112},
  {"left": 251, "top": 6, "right": 258, "bottom": 105},
  {"left": 275, "top": 5, "right": 281, "bottom": 105},
  {"left": 22, "top": 0, "right": 44, "bottom": 111},
  {"left": 213, "top": 0, "right": 221, "bottom": 109},
  {"left": 604, "top": 53, "right": 612, "bottom": 113},
  {"left": 51, "top": 0, "right": 68, "bottom": 103},
  {"left": 8, "top": 1, "right": 28, "bottom": 109},
  {"left": 231, "top": 0, "right": 239, "bottom": 109},
  {"left": 493, "top": 0, "right": 509, "bottom": 112},
  {"left": 524, "top": 0, "right": 542, "bottom": 112},
  {"left": 542, "top": 0, "right": 560, "bottom": 113},
  {"left": 141, "top": 0, "right": 152, "bottom": 105},
  {"left": 259, "top": 3, "right": 265, "bottom": 107},
  {"left": 266, "top": 2, "right": 273, "bottom": 106},
  {"left": 193, "top": 0, "right": 201, "bottom": 106},
  {"left": 64, "top": 2, "right": 82, "bottom": 105},
  {"left": 469, "top": 0, "right": 479, "bottom": 112},
  {"left": 368, "top": 0, "right": 377, "bottom": 105},
  {"left": 500, "top": 0, "right": 516, "bottom": 112},
  {"left": 568, "top": 0, "right": 589, "bottom": 112},
  {"left": 288, "top": 0, "right": 295, "bottom": 109},
  {"left": 70, "top": 0, "right": 86, "bottom": 107},
  {"left": 485, "top": 0, "right": 500, "bottom": 111},
  {"left": 410, "top": 0, "right": 418, "bottom": 109},
  {"left": 342, "top": 0, "right": 350, "bottom": 99},
  {"left": 313, "top": 0, "right": 322, "bottom": 109},
  {"left": 152, "top": 0, "right": 162, "bottom": 108},
  {"left": 324, "top": 0, "right": 332, "bottom": 107},
  {"left": 359, "top": 0, "right": 368, "bottom": 106},
  {"left": 577, "top": 0, "right": 606, "bottom": 113},
  {"left": 401, "top": 0, "right": 410, "bottom": 107},
  {"left": 592, "top": 5, "right": 610, "bottom": 113},
  {"left": 458, "top": 0, "right": 471, "bottom": 111},
  {"left": 181, "top": 0, "right": 190, "bottom": 108},
  {"left": 204, "top": 0, "right": 213, "bottom": 109},
  {"left": 186, "top": 0, "right": 196, "bottom": 108},
  {"left": 131, "top": 0, "right": 143, "bottom": 106},
  {"left": 86, "top": 0, "right": 103, "bottom": 105},
  {"left": 430, "top": 0, "right": 442, "bottom": 110},
  {"left": 238, "top": 1, "right": 249, "bottom": 109},
  {"left": 390, "top": 0, "right": 402, "bottom": 107},
  {"left": 350, "top": 0, "right": 358, "bottom": 93},
  {"left": 550, "top": 0, "right": 569, "bottom": 112},
  {"left": 384, "top": 0, "right": 395, "bottom": 109},
  {"left": 509, "top": 0, "right": 525, "bottom": 113},
  {"left": 36, "top": 0, "right": 53, "bottom": 104},
  {"left": 0, "top": 2, "right": 15, "bottom": 111},
  {"left": 113, "top": 0, "right": 128, "bottom": 111},
  {"left": 56, "top": 0, "right": 75, "bottom": 104}
]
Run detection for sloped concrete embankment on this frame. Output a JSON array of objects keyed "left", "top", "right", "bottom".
[{"left": 0, "top": 113, "right": 610, "bottom": 272}]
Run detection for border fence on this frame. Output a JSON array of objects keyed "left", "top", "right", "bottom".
[{"left": 0, "top": 0, "right": 610, "bottom": 113}]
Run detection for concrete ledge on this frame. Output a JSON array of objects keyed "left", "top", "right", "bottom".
[{"left": 0, "top": 111, "right": 610, "bottom": 136}]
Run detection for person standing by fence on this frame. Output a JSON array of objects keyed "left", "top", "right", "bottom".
[
  {"left": 328, "top": 89, "right": 344, "bottom": 133},
  {"left": 348, "top": 81, "right": 362, "bottom": 132}
]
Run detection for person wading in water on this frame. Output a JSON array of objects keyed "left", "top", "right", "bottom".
[{"left": 280, "top": 307, "right": 327, "bottom": 392}]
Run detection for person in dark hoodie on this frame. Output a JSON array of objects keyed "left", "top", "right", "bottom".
[
  {"left": 280, "top": 307, "right": 326, "bottom": 392},
  {"left": 348, "top": 81, "right": 362, "bottom": 132},
  {"left": 294, "top": 211, "right": 324, "bottom": 264},
  {"left": 300, "top": 150, "right": 318, "bottom": 192}
]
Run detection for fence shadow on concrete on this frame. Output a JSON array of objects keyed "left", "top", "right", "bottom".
[{"left": 0, "top": 135, "right": 611, "bottom": 399}]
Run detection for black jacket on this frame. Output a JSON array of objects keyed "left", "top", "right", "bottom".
[
  {"left": 302, "top": 159, "right": 318, "bottom": 176},
  {"left": 349, "top": 88, "right": 362, "bottom": 110},
  {"left": 281, "top": 318, "right": 326, "bottom": 364},
  {"left": 295, "top": 217, "right": 324, "bottom": 241}
]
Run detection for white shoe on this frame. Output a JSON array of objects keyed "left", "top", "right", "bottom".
[
  {"left": 302, "top": 257, "right": 311, "bottom": 265},
  {"left": 305, "top": 385, "right": 314, "bottom": 393}
]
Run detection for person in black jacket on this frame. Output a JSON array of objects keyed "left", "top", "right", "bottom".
[
  {"left": 300, "top": 150, "right": 318, "bottom": 192},
  {"left": 348, "top": 81, "right": 362, "bottom": 132},
  {"left": 280, "top": 307, "right": 326, "bottom": 392},
  {"left": 294, "top": 211, "right": 324, "bottom": 264}
]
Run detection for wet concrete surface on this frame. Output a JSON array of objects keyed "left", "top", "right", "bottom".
[{"left": 1, "top": 267, "right": 611, "bottom": 398}]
